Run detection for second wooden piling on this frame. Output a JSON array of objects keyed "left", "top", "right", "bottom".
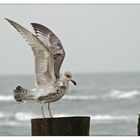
[{"left": 137, "top": 114, "right": 140, "bottom": 136}]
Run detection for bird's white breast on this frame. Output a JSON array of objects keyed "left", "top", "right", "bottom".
[{"left": 35, "top": 84, "right": 57, "bottom": 97}]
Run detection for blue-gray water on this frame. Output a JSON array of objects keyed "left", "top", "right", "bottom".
[{"left": 0, "top": 72, "right": 140, "bottom": 136}]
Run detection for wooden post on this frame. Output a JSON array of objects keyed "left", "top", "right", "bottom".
[
  {"left": 31, "top": 116, "right": 90, "bottom": 136},
  {"left": 138, "top": 114, "right": 140, "bottom": 136}
]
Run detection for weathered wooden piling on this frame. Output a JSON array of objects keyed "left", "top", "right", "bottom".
[
  {"left": 137, "top": 114, "right": 140, "bottom": 136},
  {"left": 31, "top": 116, "right": 90, "bottom": 136}
]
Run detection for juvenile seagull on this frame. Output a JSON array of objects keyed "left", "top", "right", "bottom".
[{"left": 5, "top": 18, "right": 76, "bottom": 118}]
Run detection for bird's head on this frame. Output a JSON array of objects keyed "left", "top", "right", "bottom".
[{"left": 64, "top": 71, "right": 77, "bottom": 86}]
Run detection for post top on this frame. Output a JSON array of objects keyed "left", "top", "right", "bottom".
[{"left": 31, "top": 116, "right": 90, "bottom": 121}]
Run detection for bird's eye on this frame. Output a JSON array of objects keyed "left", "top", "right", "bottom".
[{"left": 66, "top": 75, "right": 70, "bottom": 78}]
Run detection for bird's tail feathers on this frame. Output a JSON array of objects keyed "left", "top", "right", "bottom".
[{"left": 13, "top": 86, "right": 35, "bottom": 103}]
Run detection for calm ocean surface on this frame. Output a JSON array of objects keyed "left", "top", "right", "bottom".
[{"left": 0, "top": 72, "right": 140, "bottom": 136}]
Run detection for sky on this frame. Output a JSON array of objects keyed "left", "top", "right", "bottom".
[{"left": 0, "top": 4, "right": 140, "bottom": 75}]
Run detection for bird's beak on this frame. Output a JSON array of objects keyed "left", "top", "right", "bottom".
[{"left": 71, "top": 80, "right": 77, "bottom": 86}]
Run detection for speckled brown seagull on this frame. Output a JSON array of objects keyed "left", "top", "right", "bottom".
[{"left": 5, "top": 18, "right": 76, "bottom": 118}]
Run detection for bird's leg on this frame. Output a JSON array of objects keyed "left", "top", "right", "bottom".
[
  {"left": 48, "top": 102, "right": 53, "bottom": 118},
  {"left": 41, "top": 104, "right": 45, "bottom": 118}
]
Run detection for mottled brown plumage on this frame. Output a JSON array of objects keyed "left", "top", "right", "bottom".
[{"left": 5, "top": 18, "right": 76, "bottom": 118}]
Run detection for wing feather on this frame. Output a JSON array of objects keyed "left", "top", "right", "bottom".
[
  {"left": 31, "top": 23, "right": 65, "bottom": 79},
  {"left": 5, "top": 18, "right": 56, "bottom": 85}
]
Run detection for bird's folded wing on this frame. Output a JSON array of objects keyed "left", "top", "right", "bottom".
[
  {"left": 31, "top": 23, "right": 65, "bottom": 79},
  {"left": 5, "top": 18, "right": 56, "bottom": 86}
]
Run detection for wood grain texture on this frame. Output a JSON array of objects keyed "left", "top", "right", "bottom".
[{"left": 31, "top": 116, "right": 90, "bottom": 136}]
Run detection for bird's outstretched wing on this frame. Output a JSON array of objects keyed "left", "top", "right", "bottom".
[
  {"left": 31, "top": 23, "right": 65, "bottom": 79},
  {"left": 5, "top": 18, "right": 56, "bottom": 86}
]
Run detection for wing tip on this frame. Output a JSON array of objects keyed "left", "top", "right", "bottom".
[
  {"left": 4, "top": 18, "right": 16, "bottom": 26},
  {"left": 31, "top": 23, "right": 35, "bottom": 26},
  {"left": 4, "top": 18, "right": 10, "bottom": 22},
  {"left": 31, "top": 23, "right": 41, "bottom": 27}
]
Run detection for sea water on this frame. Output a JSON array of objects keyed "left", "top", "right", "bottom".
[{"left": 0, "top": 72, "right": 140, "bottom": 136}]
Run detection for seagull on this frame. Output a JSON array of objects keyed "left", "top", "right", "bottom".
[{"left": 5, "top": 18, "right": 77, "bottom": 118}]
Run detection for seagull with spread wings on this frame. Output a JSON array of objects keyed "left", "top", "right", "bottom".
[{"left": 5, "top": 18, "right": 76, "bottom": 118}]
